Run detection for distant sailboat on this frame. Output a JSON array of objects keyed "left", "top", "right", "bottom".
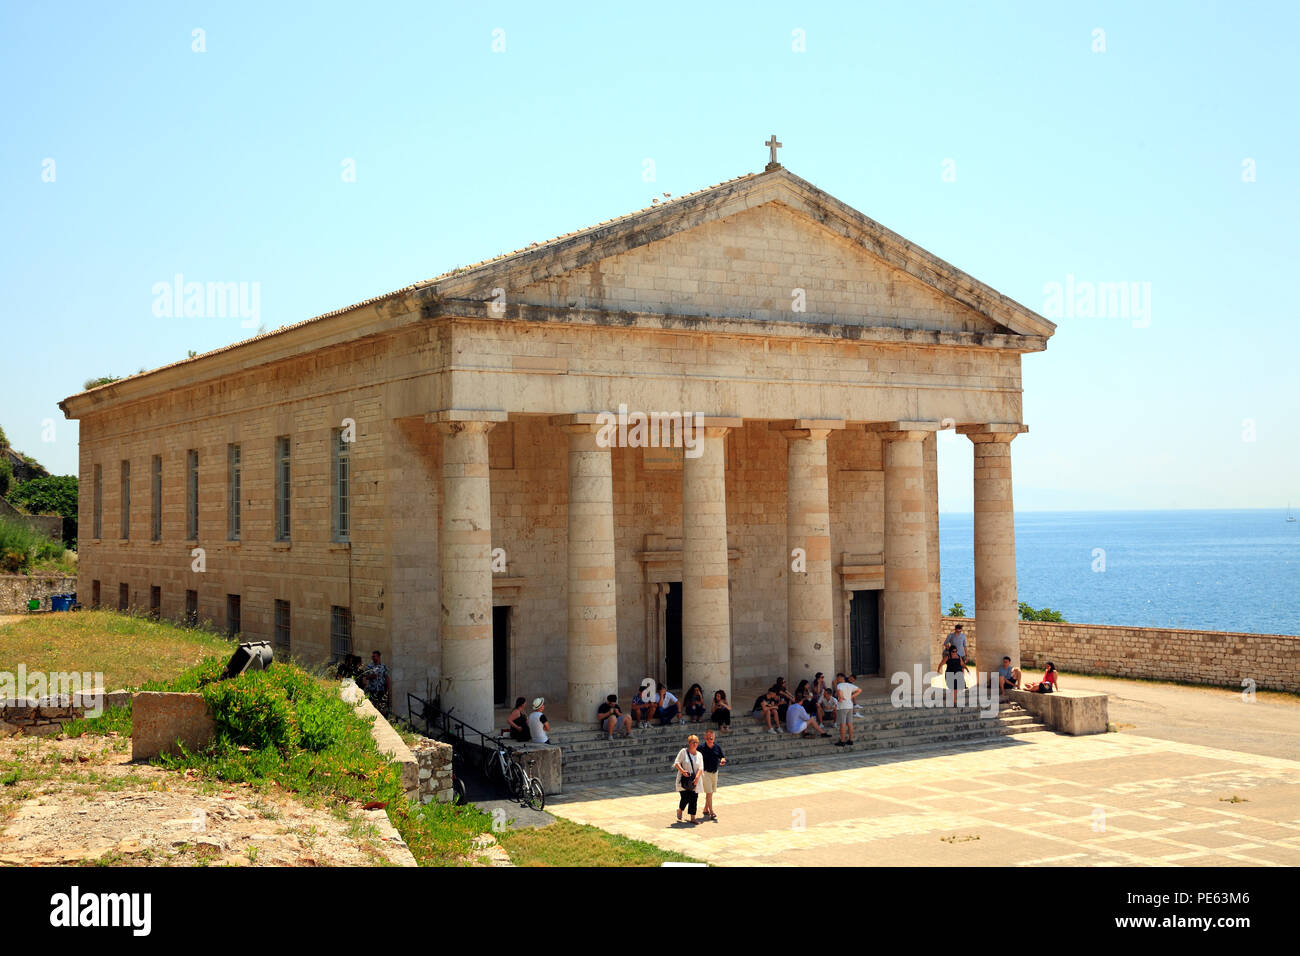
[{"left": 1288, "top": 503, "right": 1296, "bottom": 523}]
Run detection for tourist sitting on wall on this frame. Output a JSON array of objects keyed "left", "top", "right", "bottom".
[
  {"left": 1024, "top": 663, "right": 1059, "bottom": 694},
  {"left": 528, "top": 697, "right": 552, "bottom": 744},
  {"left": 997, "top": 656, "right": 1022, "bottom": 695},
  {"left": 710, "top": 689, "right": 731, "bottom": 731},
  {"left": 597, "top": 694, "right": 633, "bottom": 740},
  {"left": 684, "top": 683, "right": 706, "bottom": 723},
  {"left": 785, "top": 698, "right": 831, "bottom": 738},
  {"left": 503, "top": 696, "right": 530, "bottom": 742},
  {"left": 655, "top": 683, "right": 680, "bottom": 725},
  {"left": 758, "top": 690, "right": 783, "bottom": 733},
  {"left": 943, "top": 645, "right": 968, "bottom": 706}
]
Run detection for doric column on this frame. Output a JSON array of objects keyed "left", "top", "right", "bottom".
[
  {"left": 959, "top": 424, "right": 1027, "bottom": 672},
  {"left": 555, "top": 416, "right": 619, "bottom": 722},
  {"left": 681, "top": 419, "right": 739, "bottom": 701},
  {"left": 873, "top": 422, "right": 939, "bottom": 678},
  {"left": 775, "top": 420, "right": 842, "bottom": 680},
  {"left": 432, "top": 412, "right": 501, "bottom": 733}
]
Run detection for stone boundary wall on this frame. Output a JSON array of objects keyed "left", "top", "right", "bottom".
[
  {"left": 0, "top": 574, "right": 77, "bottom": 613},
  {"left": 943, "top": 616, "right": 1300, "bottom": 694},
  {"left": 0, "top": 690, "right": 130, "bottom": 737}
]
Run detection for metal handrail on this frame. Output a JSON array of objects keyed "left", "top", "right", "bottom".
[{"left": 407, "top": 693, "right": 506, "bottom": 757}]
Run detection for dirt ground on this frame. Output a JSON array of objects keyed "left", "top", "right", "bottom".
[{"left": 0, "top": 734, "right": 415, "bottom": 867}]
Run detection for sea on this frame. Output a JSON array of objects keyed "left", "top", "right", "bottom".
[{"left": 938, "top": 509, "right": 1300, "bottom": 637}]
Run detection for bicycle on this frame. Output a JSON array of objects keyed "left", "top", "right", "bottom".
[{"left": 483, "top": 739, "right": 546, "bottom": 811}]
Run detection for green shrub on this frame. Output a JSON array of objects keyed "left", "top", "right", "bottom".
[
  {"left": 0, "top": 515, "right": 66, "bottom": 573},
  {"left": 201, "top": 665, "right": 349, "bottom": 754}
]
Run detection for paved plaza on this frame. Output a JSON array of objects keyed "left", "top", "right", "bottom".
[{"left": 547, "top": 730, "right": 1300, "bottom": 866}]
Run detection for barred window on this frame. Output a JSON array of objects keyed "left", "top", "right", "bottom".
[
  {"left": 274, "top": 599, "right": 291, "bottom": 655},
  {"left": 150, "top": 455, "right": 162, "bottom": 541},
  {"left": 93, "top": 464, "right": 102, "bottom": 539},
  {"left": 186, "top": 450, "right": 199, "bottom": 540},
  {"left": 226, "top": 594, "right": 241, "bottom": 638},
  {"left": 275, "top": 436, "right": 291, "bottom": 541},
  {"left": 330, "top": 605, "right": 352, "bottom": 661},
  {"left": 331, "top": 429, "right": 350, "bottom": 542},
  {"left": 227, "top": 444, "right": 241, "bottom": 541},
  {"left": 119, "top": 460, "right": 130, "bottom": 539}
]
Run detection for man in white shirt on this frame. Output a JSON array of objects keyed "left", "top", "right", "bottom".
[
  {"left": 654, "top": 683, "right": 680, "bottom": 725},
  {"left": 834, "top": 672, "right": 861, "bottom": 747},
  {"left": 528, "top": 697, "right": 551, "bottom": 744}
]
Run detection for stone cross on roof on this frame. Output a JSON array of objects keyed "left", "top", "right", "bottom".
[{"left": 765, "top": 134, "right": 783, "bottom": 171}]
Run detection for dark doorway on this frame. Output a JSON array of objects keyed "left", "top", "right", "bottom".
[
  {"left": 665, "top": 582, "right": 683, "bottom": 689},
  {"left": 849, "top": 589, "right": 881, "bottom": 676},
  {"left": 492, "top": 605, "right": 511, "bottom": 707}
]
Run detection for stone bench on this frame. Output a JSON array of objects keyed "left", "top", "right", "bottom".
[{"left": 1006, "top": 688, "right": 1108, "bottom": 736}]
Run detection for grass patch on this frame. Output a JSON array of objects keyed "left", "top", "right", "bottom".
[
  {"left": 497, "top": 818, "right": 703, "bottom": 867},
  {"left": 0, "top": 609, "right": 232, "bottom": 690}
]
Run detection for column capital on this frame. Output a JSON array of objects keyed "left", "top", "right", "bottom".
[
  {"left": 957, "top": 423, "right": 1028, "bottom": 443},
  {"left": 426, "top": 409, "right": 507, "bottom": 434},
  {"left": 550, "top": 413, "right": 607, "bottom": 437},
  {"left": 866, "top": 421, "right": 940, "bottom": 441},
  {"left": 770, "top": 419, "right": 844, "bottom": 441}
]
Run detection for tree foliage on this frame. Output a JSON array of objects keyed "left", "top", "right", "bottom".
[
  {"left": 1019, "top": 602, "right": 1065, "bottom": 623},
  {"left": 9, "top": 475, "right": 78, "bottom": 516}
]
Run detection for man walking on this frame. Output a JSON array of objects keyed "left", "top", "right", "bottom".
[
  {"left": 834, "top": 672, "right": 861, "bottom": 747},
  {"left": 698, "top": 728, "right": 726, "bottom": 820},
  {"left": 944, "top": 623, "right": 968, "bottom": 664}
]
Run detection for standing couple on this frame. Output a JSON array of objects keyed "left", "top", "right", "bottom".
[{"left": 672, "top": 730, "right": 726, "bottom": 824}]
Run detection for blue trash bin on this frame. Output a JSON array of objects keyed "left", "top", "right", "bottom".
[{"left": 51, "top": 594, "right": 73, "bottom": 612}]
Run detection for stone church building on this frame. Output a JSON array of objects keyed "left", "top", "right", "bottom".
[{"left": 61, "top": 163, "right": 1055, "bottom": 732}]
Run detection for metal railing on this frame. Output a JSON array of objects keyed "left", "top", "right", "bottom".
[{"left": 407, "top": 693, "right": 503, "bottom": 758}]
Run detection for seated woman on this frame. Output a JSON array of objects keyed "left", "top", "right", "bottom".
[
  {"left": 683, "top": 683, "right": 706, "bottom": 723},
  {"left": 710, "top": 690, "right": 731, "bottom": 731},
  {"left": 1024, "top": 662, "right": 1059, "bottom": 694},
  {"left": 769, "top": 677, "right": 795, "bottom": 723},
  {"left": 503, "top": 697, "right": 530, "bottom": 742},
  {"left": 758, "top": 689, "right": 784, "bottom": 733}
]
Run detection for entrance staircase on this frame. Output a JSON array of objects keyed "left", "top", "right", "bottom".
[{"left": 558, "top": 698, "right": 1048, "bottom": 789}]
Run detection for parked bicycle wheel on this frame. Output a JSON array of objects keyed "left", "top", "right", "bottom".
[
  {"left": 452, "top": 775, "right": 467, "bottom": 806},
  {"left": 505, "top": 758, "right": 527, "bottom": 798},
  {"left": 483, "top": 749, "right": 506, "bottom": 788},
  {"left": 525, "top": 777, "right": 545, "bottom": 812}
]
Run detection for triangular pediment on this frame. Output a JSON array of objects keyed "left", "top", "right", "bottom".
[{"left": 430, "top": 168, "right": 1055, "bottom": 340}]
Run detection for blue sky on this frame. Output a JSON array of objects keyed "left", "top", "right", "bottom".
[{"left": 2, "top": 1, "right": 1296, "bottom": 511}]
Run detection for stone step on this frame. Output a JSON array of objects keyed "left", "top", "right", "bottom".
[
  {"left": 560, "top": 714, "right": 1014, "bottom": 756},
  {"left": 560, "top": 718, "right": 1049, "bottom": 786},
  {"left": 562, "top": 733, "right": 1032, "bottom": 786}
]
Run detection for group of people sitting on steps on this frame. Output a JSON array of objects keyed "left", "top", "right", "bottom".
[{"left": 752, "top": 672, "right": 864, "bottom": 744}]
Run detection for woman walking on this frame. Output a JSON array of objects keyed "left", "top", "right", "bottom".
[{"left": 673, "top": 734, "right": 704, "bottom": 824}]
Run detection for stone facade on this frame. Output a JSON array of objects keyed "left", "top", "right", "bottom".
[
  {"left": 944, "top": 617, "right": 1300, "bottom": 694},
  {"left": 61, "top": 167, "right": 1055, "bottom": 730},
  {"left": 0, "top": 574, "right": 77, "bottom": 613}
]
